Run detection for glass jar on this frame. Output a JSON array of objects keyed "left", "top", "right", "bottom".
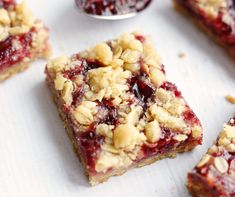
[{"left": 75, "top": 0, "right": 152, "bottom": 16}]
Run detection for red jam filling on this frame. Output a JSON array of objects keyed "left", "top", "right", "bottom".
[
  {"left": 0, "top": 0, "right": 15, "bottom": 9},
  {"left": 75, "top": 0, "right": 152, "bottom": 16},
  {"left": 71, "top": 86, "right": 84, "bottom": 106},
  {"left": 183, "top": 108, "right": 200, "bottom": 126},
  {"left": 0, "top": 30, "right": 33, "bottom": 72},
  {"left": 142, "top": 127, "right": 177, "bottom": 156},
  {"left": 135, "top": 34, "right": 146, "bottom": 43},
  {"left": 98, "top": 99, "right": 118, "bottom": 125},
  {"left": 74, "top": 99, "right": 118, "bottom": 172},
  {"left": 130, "top": 75, "right": 155, "bottom": 106},
  {"left": 77, "top": 129, "right": 104, "bottom": 173},
  {"left": 63, "top": 64, "right": 84, "bottom": 80},
  {"left": 63, "top": 59, "right": 103, "bottom": 80},
  {"left": 160, "top": 81, "right": 182, "bottom": 98}
]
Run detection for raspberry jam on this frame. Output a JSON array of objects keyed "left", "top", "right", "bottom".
[
  {"left": 183, "top": 108, "right": 200, "bottom": 126},
  {"left": 0, "top": 31, "right": 33, "bottom": 72},
  {"left": 77, "top": 129, "right": 104, "bottom": 173},
  {"left": 130, "top": 75, "right": 155, "bottom": 105},
  {"left": 75, "top": 0, "right": 152, "bottom": 16},
  {"left": 142, "top": 127, "right": 177, "bottom": 156},
  {"left": 160, "top": 82, "right": 182, "bottom": 98},
  {"left": 99, "top": 99, "right": 118, "bottom": 125},
  {"left": 63, "top": 58, "right": 103, "bottom": 80},
  {"left": 135, "top": 34, "right": 146, "bottom": 43},
  {"left": 71, "top": 87, "right": 84, "bottom": 106},
  {"left": 0, "top": 0, "right": 15, "bottom": 9}
]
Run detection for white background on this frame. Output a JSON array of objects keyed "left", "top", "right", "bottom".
[{"left": 1, "top": 0, "right": 235, "bottom": 196}]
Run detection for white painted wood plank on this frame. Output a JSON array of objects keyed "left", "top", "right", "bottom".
[{"left": 1, "top": 1, "right": 235, "bottom": 196}]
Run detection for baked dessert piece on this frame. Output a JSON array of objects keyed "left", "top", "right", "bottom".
[
  {"left": 188, "top": 117, "right": 235, "bottom": 197},
  {"left": 174, "top": 0, "right": 235, "bottom": 57},
  {"left": 0, "top": 0, "right": 50, "bottom": 82},
  {"left": 45, "top": 32, "right": 203, "bottom": 185}
]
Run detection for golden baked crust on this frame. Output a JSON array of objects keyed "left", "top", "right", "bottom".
[{"left": 45, "top": 32, "right": 203, "bottom": 185}]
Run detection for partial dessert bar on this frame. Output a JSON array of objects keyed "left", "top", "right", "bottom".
[
  {"left": 188, "top": 117, "right": 235, "bottom": 197},
  {"left": 174, "top": 0, "right": 235, "bottom": 57},
  {"left": 45, "top": 32, "right": 203, "bottom": 185},
  {"left": 0, "top": 0, "right": 50, "bottom": 82}
]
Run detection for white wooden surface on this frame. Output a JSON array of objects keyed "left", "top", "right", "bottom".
[{"left": 1, "top": 1, "right": 235, "bottom": 196}]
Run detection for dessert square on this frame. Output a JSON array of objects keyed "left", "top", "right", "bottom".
[
  {"left": 45, "top": 32, "right": 203, "bottom": 185},
  {"left": 188, "top": 117, "right": 235, "bottom": 197},
  {"left": 174, "top": 0, "right": 235, "bottom": 57},
  {"left": 0, "top": 0, "right": 50, "bottom": 82}
]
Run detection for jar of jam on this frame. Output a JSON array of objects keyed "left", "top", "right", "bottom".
[{"left": 75, "top": 0, "right": 152, "bottom": 16}]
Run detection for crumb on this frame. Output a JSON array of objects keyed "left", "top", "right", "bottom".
[
  {"left": 225, "top": 95, "right": 235, "bottom": 104},
  {"left": 178, "top": 52, "right": 186, "bottom": 59},
  {"left": 170, "top": 186, "right": 176, "bottom": 194},
  {"left": 58, "top": 45, "right": 65, "bottom": 52}
]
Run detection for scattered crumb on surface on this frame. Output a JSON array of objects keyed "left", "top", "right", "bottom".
[
  {"left": 178, "top": 52, "right": 186, "bottom": 59},
  {"left": 58, "top": 45, "right": 65, "bottom": 52},
  {"left": 170, "top": 186, "right": 176, "bottom": 194},
  {"left": 225, "top": 95, "right": 235, "bottom": 104}
]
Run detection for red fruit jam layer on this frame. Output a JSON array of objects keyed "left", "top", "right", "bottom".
[
  {"left": 130, "top": 75, "right": 155, "bottom": 105},
  {"left": 75, "top": 100, "right": 118, "bottom": 174},
  {"left": 0, "top": 0, "right": 15, "bottom": 9},
  {"left": 62, "top": 59, "right": 120, "bottom": 173},
  {"left": 176, "top": 0, "right": 235, "bottom": 47},
  {"left": 75, "top": 0, "right": 152, "bottom": 16},
  {"left": 160, "top": 81, "right": 182, "bottom": 98},
  {"left": 142, "top": 127, "right": 177, "bottom": 156},
  {"left": 77, "top": 127, "right": 105, "bottom": 174},
  {"left": 141, "top": 114, "right": 201, "bottom": 159},
  {"left": 0, "top": 29, "right": 34, "bottom": 72}
]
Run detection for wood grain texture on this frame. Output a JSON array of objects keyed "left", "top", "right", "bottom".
[{"left": 0, "top": 1, "right": 235, "bottom": 197}]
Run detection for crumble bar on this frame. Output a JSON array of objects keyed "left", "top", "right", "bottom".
[
  {"left": 188, "top": 117, "right": 235, "bottom": 197},
  {"left": 174, "top": 0, "right": 235, "bottom": 57},
  {"left": 0, "top": 0, "right": 50, "bottom": 81},
  {"left": 45, "top": 32, "right": 203, "bottom": 185}
]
